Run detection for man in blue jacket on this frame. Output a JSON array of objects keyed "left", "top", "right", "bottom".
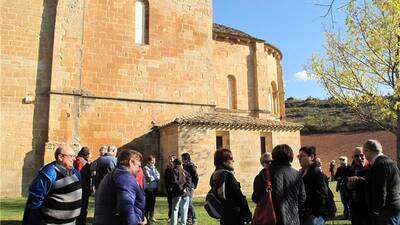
[
  {"left": 23, "top": 145, "right": 82, "bottom": 225},
  {"left": 94, "top": 149, "right": 146, "bottom": 225}
]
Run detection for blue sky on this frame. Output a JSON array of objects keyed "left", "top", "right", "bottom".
[{"left": 213, "top": 0, "right": 345, "bottom": 99}]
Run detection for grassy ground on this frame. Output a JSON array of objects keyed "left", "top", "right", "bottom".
[{"left": 1, "top": 182, "right": 350, "bottom": 225}]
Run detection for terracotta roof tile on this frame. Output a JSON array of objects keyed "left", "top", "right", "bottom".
[
  {"left": 159, "top": 112, "right": 303, "bottom": 131},
  {"left": 213, "top": 23, "right": 264, "bottom": 41}
]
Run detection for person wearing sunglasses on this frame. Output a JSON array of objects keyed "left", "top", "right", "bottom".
[
  {"left": 23, "top": 145, "right": 82, "bottom": 225},
  {"left": 346, "top": 147, "right": 369, "bottom": 225}
]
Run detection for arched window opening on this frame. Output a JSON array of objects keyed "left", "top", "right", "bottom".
[
  {"left": 271, "top": 81, "right": 278, "bottom": 115},
  {"left": 135, "top": 0, "right": 149, "bottom": 44},
  {"left": 227, "top": 75, "right": 237, "bottom": 110}
]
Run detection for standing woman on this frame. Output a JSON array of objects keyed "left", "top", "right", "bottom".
[
  {"left": 143, "top": 155, "right": 160, "bottom": 224},
  {"left": 252, "top": 145, "right": 306, "bottom": 225},
  {"left": 210, "top": 148, "right": 252, "bottom": 225},
  {"left": 298, "top": 146, "right": 329, "bottom": 225}
]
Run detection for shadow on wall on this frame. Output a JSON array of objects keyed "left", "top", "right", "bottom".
[
  {"left": 22, "top": 0, "right": 59, "bottom": 196},
  {"left": 119, "top": 129, "right": 160, "bottom": 164}
]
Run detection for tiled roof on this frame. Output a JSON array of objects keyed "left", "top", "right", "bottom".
[
  {"left": 213, "top": 23, "right": 264, "bottom": 41},
  {"left": 159, "top": 112, "right": 303, "bottom": 131}
]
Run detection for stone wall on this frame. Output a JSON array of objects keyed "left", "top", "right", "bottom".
[{"left": 1, "top": 0, "right": 57, "bottom": 197}]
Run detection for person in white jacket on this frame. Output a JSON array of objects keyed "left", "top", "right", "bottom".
[{"left": 143, "top": 155, "right": 160, "bottom": 224}]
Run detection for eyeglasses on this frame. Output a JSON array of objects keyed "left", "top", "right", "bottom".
[
  {"left": 61, "top": 153, "right": 76, "bottom": 158},
  {"left": 354, "top": 154, "right": 364, "bottom": 158}
]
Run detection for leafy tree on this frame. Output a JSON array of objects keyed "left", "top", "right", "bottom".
[{"left": 308, "top": 0, "right": 400, "bottom": 164}]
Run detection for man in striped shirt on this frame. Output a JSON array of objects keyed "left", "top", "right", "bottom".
[{"left": 23, "top": 145, "right": 82, "bottom": 225}]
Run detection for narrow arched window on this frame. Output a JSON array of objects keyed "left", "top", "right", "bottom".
[
  {"left": 227, "top": 75, "right": 237, "bottom": 110},
  {"left": 271, "top": 81, "right": 278, "bottom": 114},
  {"left": 135, "top": 0, "right": 149, "bottom": 44}
]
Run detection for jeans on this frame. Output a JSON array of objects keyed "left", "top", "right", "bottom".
[
  {"left": 170, "top": 196, "right": 190, "bottom": 225},
  {"left": 187, "top": 189, "right": 196, "bottom": 221},
  {"left": 303, "top": 216, "right": 326, "bottom": 225},
  {"left": 167, "top": 191, "right": 173, "bottom": 219}
]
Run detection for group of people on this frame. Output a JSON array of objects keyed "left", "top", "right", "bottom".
[
  {"left": 22, "top": 144, "right": 199, "bottom": 225},
  {"left": 22, "top": 139, "right": 400, "bottom": 225},
  {"left": 328, "top": 142, "right": 400, "bottom": 225}
]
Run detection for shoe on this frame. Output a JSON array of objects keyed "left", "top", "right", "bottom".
[
  {"left": 151, "top": 218, "right": 157, "bottom": 222},
  {"left": 192, "top": 219, "right": 198, "bottom": 225}
]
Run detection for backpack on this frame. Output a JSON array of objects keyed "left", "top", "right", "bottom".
[
  {"left": 204, "top": 169, "right": 229, "bottom": 219},
  {"left": 204, "top": 189, "right": 224, "bottom": 219},
  {"left": 325, "top": 176, "right": 337, "bottom": 220}
]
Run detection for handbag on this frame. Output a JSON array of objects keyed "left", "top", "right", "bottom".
[{"left": 251, "top": 166, "right": 277, "bottom": 225}]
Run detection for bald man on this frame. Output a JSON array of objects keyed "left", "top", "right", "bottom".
[{"left": 23, "top": 145, "right": 82, "bottom": 225}]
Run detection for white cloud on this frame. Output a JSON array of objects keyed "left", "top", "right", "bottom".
[{"left": 293, "top": 70, "right": 315, "bottom": 82}]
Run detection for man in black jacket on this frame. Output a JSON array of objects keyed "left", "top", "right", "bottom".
[
  {"left": 363, "top": 139, "right": 400, "bottom": 225},
  {"left": 181, "top": 153, "right": 199, "bottom": 225}
]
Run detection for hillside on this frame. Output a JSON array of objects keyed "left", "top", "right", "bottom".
[{"left": 284, "top": 97, "right": 381, "bottom": 134}]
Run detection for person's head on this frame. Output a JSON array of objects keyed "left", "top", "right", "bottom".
[
  {"left": 117, "top": 149, "right": 143, "bottom": 175},
  {"left": 108, "top": 145, "right": 118, "bottom": 157},
  {"left": 181, "top": 152, "right": 191, "bottom": 163},
  {"left": 272, "top": 144, "right": 293, "bottom": 165},
  {"left": 55, "top": 145, "right": 76, "bottom": 170},
  {"left": 214, "top": 148, "right": 234, "bottom": 168},
  {"left": 363, "top": 139, "right": 382, "bottom": 162},
  {"left": 330, "top": 160, "right": 336, "bottom": 165},
  {"left": 78, "top": 146, "right": 91, "bottom": 161},
  {"left": 99, "top": 146, "right": 107, "bottom": 156},
  {"left": 147, "top": 155, "right": 156, "bottom": 166},
  {"left": 298, "top": 146, "right": 316, "bottom": 169},
  {"left": 168, "top": 155, "right": 176, "bottom": 163},
  {"left": 173, "top": 158, "right": 183, "bottom": 169},
  {"left": 352, "top": 147, "right": 365, "bottom": 166},
  {"left": 260, "top": 152, "right": 272, "bottom": 167},
  {"left": 338, "top": 156, "right": 348, "bottom": 166}
]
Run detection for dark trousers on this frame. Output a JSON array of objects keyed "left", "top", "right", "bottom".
[
  {"left": 76, "top": 193, "right": 90, "bottom": 225},
  {"left": 167, "top": 191, "right": 173, "bottom": 219},
  {"left": 145, "top": 188, "right": 157, "bottom": 222},
  {"left": 350, "top": 204, "right": 370, "bottom": 225}
]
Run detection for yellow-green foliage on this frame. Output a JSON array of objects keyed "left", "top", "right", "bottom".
[{"left": 308, "top": 0, "right": 400, "bottom": 133}]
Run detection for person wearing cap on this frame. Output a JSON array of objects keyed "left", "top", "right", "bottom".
[
  {"left": 169, "top": 158, "right": 191, "bottom": 225},
  {"left": 363, "top": 140, "right": 400, "bottom": 225},
  {"left": 346, "top": 147, "right": 370, "bottom": 225},
  {"left": 74, "top": 147, "right": 92, "bottom": 225},
  {"left": 334, "top": 155, "right": 350, "bottom": 220}
]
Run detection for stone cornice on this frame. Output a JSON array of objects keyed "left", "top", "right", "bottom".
[{"left": 264, "top": 43, "right": 283, "bottom": 60}]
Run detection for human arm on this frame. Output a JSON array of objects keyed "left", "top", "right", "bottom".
[
  {"left": 115, "top": 177, "right": 142, "bottom": 225},
  {"left": 22, "top": 170, "right": 54, "bottom": 225},
  {"left": 251, "top": 173, "right": 265, "bottom": 204},
  {"left": 225, "top": 173, "right": 252, "bottom": 222}
]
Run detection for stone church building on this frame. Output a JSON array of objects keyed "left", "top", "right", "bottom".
[{"left": 1, "top": 0, "right": 302, "bottom": 196}]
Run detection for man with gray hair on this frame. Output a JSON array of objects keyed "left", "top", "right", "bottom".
[
  {"left": 363, "top": 139, "right": 400, "bottom": 225},
  {"left": 23, "top": 145, "right": 82, "bottom": 225},
  {"left": 94, "top": 145, "right": 117, "bottom": 189}
]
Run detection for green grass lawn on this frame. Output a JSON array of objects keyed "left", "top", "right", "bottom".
[{"left": 1, "top": 182, "right": 350, "bottom": 225}]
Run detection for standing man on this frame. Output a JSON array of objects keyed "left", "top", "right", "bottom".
[
  {"left": 364, "top": 140, "right": 400, "bottom": 225},
  {"left": 91, "top": 146, "right": 108, "bottom": 192},
  {"left": 74, "top": 147, "right": 92, "bottom": 225},
  {"left": 94, "top": 149, "right": 147, "bottom": 225},
  {"left": 329, "top": 160, "right": 336, "bottom": 181},
  {"left": 94, "top": 145, "right": 117, "bottom": 189},
  {"left": 143, "top": 155, "right": 160, "bottom": 224},
  {"left": 346, "top": 147, "right": 370, "bottom": 225},
  {"left": 170, "top": 159, "right": 191, "bottom": 225},
  {"left": 23, "top": 145, "right": 82, "bottom": 225},
  {"left": 165, "top": 155, "right": 177, "bottom": 222},
  {"left": 181, "top": 153, "right": 199, "bottom": 225},
  {"left": 334, "top": 156, "right": 350, "bottom": 220}
]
